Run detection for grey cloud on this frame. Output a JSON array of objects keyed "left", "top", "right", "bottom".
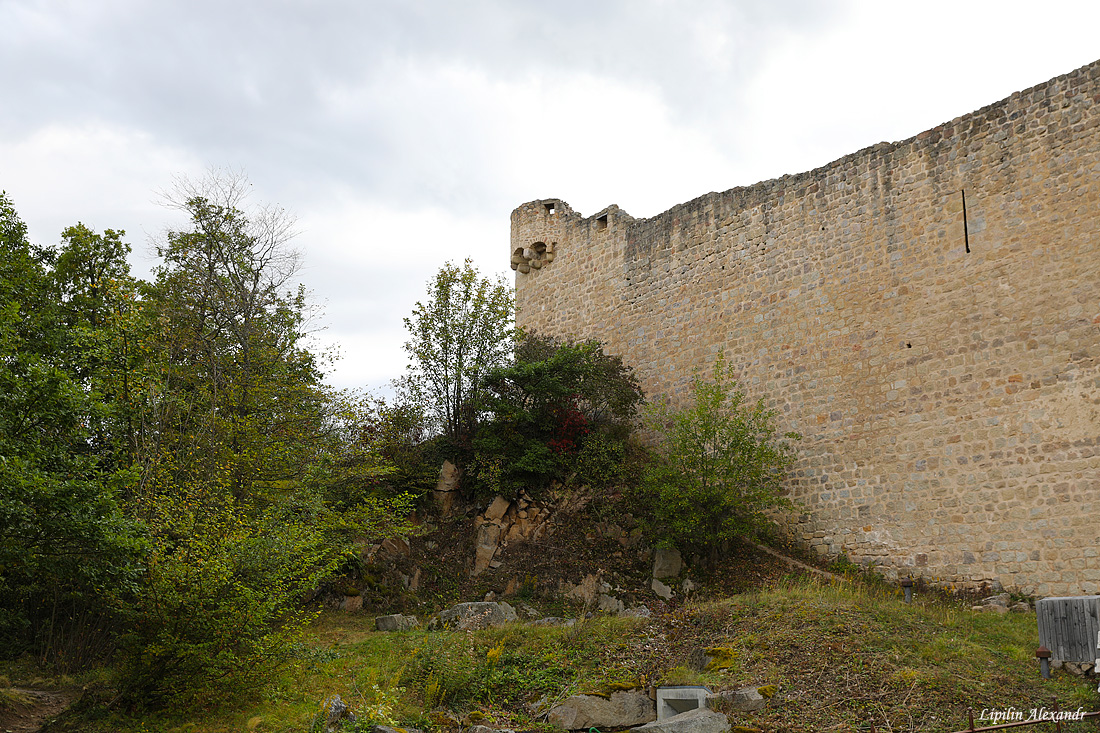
[{"left": 2, "top": 0, "right": 839, "bottom": 211}]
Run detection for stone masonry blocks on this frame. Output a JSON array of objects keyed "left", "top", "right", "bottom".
[{"left": 510, "top": 60, "right": 1100, "bottom": 596}]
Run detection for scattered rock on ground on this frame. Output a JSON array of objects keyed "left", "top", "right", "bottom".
[
  {"left": 981, "top": 593, "right": 1011, "bottom": 608},
  {"left": 562, "top": 573, "right": 607, "bottom": 605},
  {"left": 599, "top": 594, "right": 625, "bottom": 613},
  {"left": 652, "top": 578, "right": 674, "bottom": 600},
  {"left": 653, "top": 547, "right": 683, "bottom": 579},
  {"left": 621, "top": 606, "right": 652, "bottom": 618},
  {"left": 532, "top": 617, "right": 577, "bottom": 627},
  {"left": 547, "top": 691, "right": 657, "bottom": 730},
  {"left": 635, "top": 708, "right": 731, "bottom": 733},
  {"left": 707, "top": 686, "right": 770, "bottom": 712},
  {"left": 437, "top": 601, "right": 518, "bottom": 630},
  {"left": 375, "top": 614, "right": 419, "bottom": 632},
  {"left": 518, "top": 602, "right": 541, "bottom": 618},
  {"left": 1010, "top": 601, "right": 1031, "bottom": 613},
  {"left": 484, "top": 496, "right": 511, "bottom": 522},
  {"left": 323, "top": 694, "right": 356, "bottom": 732}
]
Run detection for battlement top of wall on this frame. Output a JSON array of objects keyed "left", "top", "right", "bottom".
[
  {"left": 510, "top": 57, "right": 1100, "bottom": 233},
  {"left": 510, "top": 198, "right": 634, "bottom": 225}
]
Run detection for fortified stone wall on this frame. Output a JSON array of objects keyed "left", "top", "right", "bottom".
[{"left": 510, "top": 60, "right": 1100, "bottom": 597}]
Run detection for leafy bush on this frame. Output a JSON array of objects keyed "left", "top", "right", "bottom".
[
  {"left": 468, "top": 335, "right": 643, "bottom": 499},
  {"left": 114, "top": 502, "right": 338, "bottom": 708},
  {"left": 637, "top": 354, "right": 799, "bottom": 565}
]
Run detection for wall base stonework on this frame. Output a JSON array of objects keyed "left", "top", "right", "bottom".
[{"left": 510, "top": 60, "right": 1100, "bottom": 597}]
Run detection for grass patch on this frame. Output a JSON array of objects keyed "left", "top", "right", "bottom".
[{"left": 42, "top": 576, "right": 1100, "bottom": 732}]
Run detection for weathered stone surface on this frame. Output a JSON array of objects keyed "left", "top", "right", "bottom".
[
  {"left": 438, "top": 601, "right": 517, "bottom": 630},
  {"left": 563, "top": 573, "right": 607, "bottom": 604},
  {"left": 372, "top": 727, "right": 423, "bottom": 733},
  {"left": 706, "top": 687, "right": 768, "bottom": 712},
  {"left": 509, "top": 61, "right": 1100, "bottom": 598},
  {"left": 598, "top": 594, "right": 625, "bottom": 613},
  {"left": 379, "top": 536, "right": 410, "bottom": 557},
  {"left": 433, "top": 461, "right": 461, "bottom": 515},
  {"left": 635, "top": 708, "right": 730, "bottom": 733},
  {"left": 653, "top": 547, "right": 683, "bottom": 579},
  {"left": 340, "top": 595, "right": 362, "bottom": 613},
  {"left": 652, "top": 578, "right": 673, "bottom": 600},
  {"left": 547, "top": 691, "right": 656, "bottom": 730},
  {"left": 485, "top": 496, "right": 511, "bottom": 522},
  {"left": 323, "top": 694, "right": 356, "bottom": 731},
  {"left": 972, "top": 604, "right": 1009, "bottom": 615},
  {"left": 473, "top": 523, "right": 502, "bottom": 576},
  {"left": 375, "top": 614, "right": 419, "bottom": 632},
  {"left": 532, "top": 617, "right": 576, "bottom": 627},
  {"left": 621, "top": 605, "right": 653, "bottom": 618}
]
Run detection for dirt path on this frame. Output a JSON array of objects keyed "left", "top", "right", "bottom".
[{"left": 0, "top": 688, "right": 80, "bottom": 733}]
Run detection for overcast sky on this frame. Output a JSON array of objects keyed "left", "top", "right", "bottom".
[{"left": 4, "top": 0, "right": 1099, "bottom": 394}]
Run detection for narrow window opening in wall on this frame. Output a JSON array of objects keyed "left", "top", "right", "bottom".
[
  {"left": 545, "top": 202, "right": 556, "bottom": 215},
  {"left": 906, "top": 342, "right": 912, "bottom": 349},
  {"left": 961, "top": 190, "right": 970, "bottom": 253},
  {"left": 596, "top": 214, "right": 608, "bottom": 230}
]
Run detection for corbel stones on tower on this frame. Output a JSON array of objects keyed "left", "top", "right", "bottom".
[{"left": 511, "top": 241, "right": 556, "bottom": 274}]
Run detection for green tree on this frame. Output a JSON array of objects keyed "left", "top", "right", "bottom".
[
  {"left": 638, "top": 354, "right": 799, "bottom": 566},
  {"left": 401, "top": 259, "right": 516, "bottom": 447},
  {"left": 51, "top": 223, "right": 148, "bottom": 472},
  {"left": 140, "top": 171, "right": 324, "bottom": 508},
  {"left": 0, "top": 193, "right": 142, "bottom": 666},
  {"left": 471, "top": 334, "right": 643, "bottom": 498}
]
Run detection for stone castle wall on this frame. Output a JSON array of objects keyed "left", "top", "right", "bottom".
[{"left": 510, "top": 60, "right": 1100, "bottom": 597}]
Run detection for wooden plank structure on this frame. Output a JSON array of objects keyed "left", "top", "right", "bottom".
[{"left": 1036, "top": 595, "right": 1100, "bottom": 663}]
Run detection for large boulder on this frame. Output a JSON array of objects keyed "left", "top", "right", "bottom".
[
  {"left": 634, "top": 708, "right": 730, "bottom": 733},
  {"left": 653, "top": 547, "right": 683, "bottom": 579},
  {"left": 706, "top": 686, "right": 775, "bottom": 712},
  {"left": 438, "top": 602, "right": 517, "bottom": 630},
  {"left": 375, "top": 614, "right": 419, "bottom": 632},
  {"left": 652, "top": 578, "right": 674, "bottom": 600},
  {"left": 547, "top": 691, "right": 656, "bottom": 730}
]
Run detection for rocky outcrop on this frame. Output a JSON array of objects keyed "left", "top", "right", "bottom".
[
  {"left": 473, "top": 523, "right": 503, "bottom": 575},
  {"left": 433, "top": 460, "right": 461, "bottom": 515},
  {"left": 547, "top": 691, "right": 656, "bottom": 730},
  {"left": 471, "top": 494, "right": 554, "bottom": 576}
]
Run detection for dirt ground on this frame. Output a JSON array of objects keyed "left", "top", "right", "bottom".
[{"left": 0, "top": 688, "right": 80, "bottom": 733}]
